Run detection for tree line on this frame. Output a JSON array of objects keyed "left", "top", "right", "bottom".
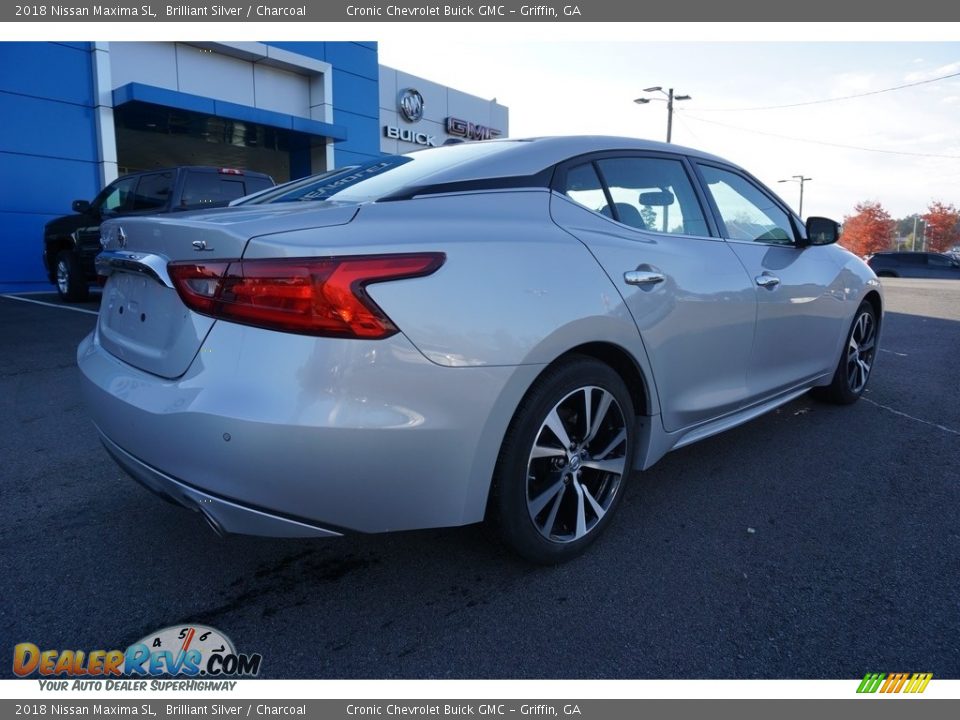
[{"left": 839, "top": 200, "right": 960, "bottom": 257}]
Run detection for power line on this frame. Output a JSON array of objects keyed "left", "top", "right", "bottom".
[
  {"left": 692, "top": 70, "right": 960, "bottom": 112},
  {"left": 678, "top": 111, "right": 960, "bottom": 159}
]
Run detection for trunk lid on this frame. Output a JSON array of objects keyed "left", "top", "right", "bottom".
[{"left": 96, "top": 202, "right": 359, "bottom": 378}]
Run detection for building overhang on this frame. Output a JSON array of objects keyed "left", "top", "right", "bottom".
[{"left": 112, "top": 82, "right": 348, "bottom": 142}]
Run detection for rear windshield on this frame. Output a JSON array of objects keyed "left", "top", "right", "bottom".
[
  {"left": 246, "top": 141, "right": 519, "bottom": 204},
  {"left": 181, "top": 173, "right": 274, "bottom": 210}
]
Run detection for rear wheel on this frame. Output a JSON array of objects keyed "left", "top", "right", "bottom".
[
  {"left": 493, "top": 356, "right": 635, "bottom": 564},
  {"left": 55, "top": 250, "right": 89, "bottom": 302},
  {"left": 815, "top": 301, "right": 878, "bottom": 405}
]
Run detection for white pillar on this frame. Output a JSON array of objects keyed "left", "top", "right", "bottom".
[{"left": 91, "top": 42, "right": 118, "bottom": 186}]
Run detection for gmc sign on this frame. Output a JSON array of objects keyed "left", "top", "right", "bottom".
[{"left": 445, "top": 117, "right": 502, "bottom": 141}]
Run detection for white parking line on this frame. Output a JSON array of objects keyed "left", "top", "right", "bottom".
[
  {"left": 0, "top": 294, "right": 99, "bottom": 316},
  {"left": 862, "top": 397, "right": 960, "bottom": 436}
]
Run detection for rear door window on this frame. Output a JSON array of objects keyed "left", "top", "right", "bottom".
[
  {"left": 559, "top": 155, "right": 711, "bottom": 238},
  {"left": 595, "top": 157, "right": 710, "bottom": 237}
]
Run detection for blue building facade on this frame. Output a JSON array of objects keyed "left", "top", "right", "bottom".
[{"left": 0, "top": 41, "right": 382, "bottom": 292}]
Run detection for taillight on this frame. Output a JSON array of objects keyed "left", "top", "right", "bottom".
[{"left": 168, "top": 254, "right": 444, "bottom": 339}]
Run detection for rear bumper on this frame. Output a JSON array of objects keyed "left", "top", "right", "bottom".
[
  {"left": 98, "top": 430, "right": 342, "bottom": 538},
  {"left": 78, "top": 320, "right": 540, "bottom": 535}
]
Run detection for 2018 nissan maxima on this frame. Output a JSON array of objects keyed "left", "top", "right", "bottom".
[{"left": 79, "top": 137, "right": 882, "bottom": 564}]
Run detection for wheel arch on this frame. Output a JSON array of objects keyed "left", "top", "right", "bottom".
[
  {"left": 557, "top": 341, "right": 652, "bottom": 418},
  {"left": 45, "top": 235, "right": 76, "bottom": 279},
  {"left": 478, "top": 341, "right": 654, "bottom": 522},
  {"left": 862, "top": 288, "right": 882, "bottom": 321},
  {"left": 863, "top": 287, "right": 884, "bottom": 346}
]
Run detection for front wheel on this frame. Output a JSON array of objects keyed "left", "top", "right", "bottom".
[
  {"left": 55, "top": 250, "right": 89, "bottom": 302},
  {"left": 815, "top": 301, "right": 878, "bottom": 405},
  {"left": 493, "top": 356, "right": 635, "bottom": 564}
]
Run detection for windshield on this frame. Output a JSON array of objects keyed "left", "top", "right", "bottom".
[{"left": 247, "top": 141, "right": 520, "bottom": 204}]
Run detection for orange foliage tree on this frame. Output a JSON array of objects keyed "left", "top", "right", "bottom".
[
  {"left": 921, "top": 201, "right": 960, "bottom": 253},
  {"left": 840, "top": 201, "right": 896, "bottom": 257}
]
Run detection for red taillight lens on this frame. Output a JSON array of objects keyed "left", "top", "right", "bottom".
[{"left": 168, "top": 254, "right": 444, "bottom": 339}]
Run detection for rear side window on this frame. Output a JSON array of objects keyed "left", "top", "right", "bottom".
[
  {"left": 928, "top": 254, "right": 956, "bottom": 267},
  {"left": 562, "top": 163, "right": 607, "bottom": 212},
  {"left": 131, "top": 172, "right": 173, "bottom": 211}
]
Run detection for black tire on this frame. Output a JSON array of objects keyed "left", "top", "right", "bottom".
[
  {"left": 492, "top": 356, "right": 636, "bottom": 564},
  {"left": 55, "top": 250, "right": 89, "bottom": 302},
  {"left": 813, "top": 301, "right": 878, "bottom": 405}
]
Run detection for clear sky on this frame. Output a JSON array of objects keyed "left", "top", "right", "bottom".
[{"left": 379, "top": 41, "right": 960, "bottom": 223}]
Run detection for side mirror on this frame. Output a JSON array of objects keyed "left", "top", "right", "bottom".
[
  {"left": 72, "top": 199, "right": 91, "bottom": 213},
  {"left": 805, "top": 216, "right": 840, "bottom": 246}
]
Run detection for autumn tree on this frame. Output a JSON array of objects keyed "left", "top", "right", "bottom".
[
  {"left": 921, "top": 201, "right": 960, "bottom": 253},
  {"left": 840, "top": 201, "right": 896, "bottom": 257}
]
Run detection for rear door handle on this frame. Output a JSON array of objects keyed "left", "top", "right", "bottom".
[
  {"left": 624, "top": 270, "right": 665, "bottom": 286},
  {"left": 755, "top": 273, "right": 781, "bottom": 289}
]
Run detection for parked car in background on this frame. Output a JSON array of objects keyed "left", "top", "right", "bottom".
[
  {"left": 43, "top": 166, "right": 274, "bottom": 301},
  {"left": 867, "top": 251, "right": 960, "bottom": 279},
  {"left": 80, "top": 136, "right": 883, "bottom": 564}
]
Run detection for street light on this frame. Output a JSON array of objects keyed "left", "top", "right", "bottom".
[
  {"left": 912, "top": 216, "right": 925, "bottom": 251},
  {"left": 778, "top": 175, "right": 813, "bottom": 217},
  {"left": 634, "top": 87, "right": 691, "bottom": 143}
]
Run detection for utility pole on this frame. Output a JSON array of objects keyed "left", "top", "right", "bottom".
[
  {"left": 778, "top": 175, "right": 813, "bottom": 217},
  {"left": 634, "top": 87, "right": 691, "bottom": 143}
]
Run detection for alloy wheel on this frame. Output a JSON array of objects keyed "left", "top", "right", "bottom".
[
  {"left": 525, "top": 386, "right": 627, "bottom": 543},
  {"left": 56, "top": 259, "right": 70, "bottom": 296},
  {"left": 846, "top": 310, "right": 876, "bottom": 394}
]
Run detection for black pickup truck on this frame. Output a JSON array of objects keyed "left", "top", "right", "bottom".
[{"left": 43, "top": 166, "right": 274, "bottom": 301}]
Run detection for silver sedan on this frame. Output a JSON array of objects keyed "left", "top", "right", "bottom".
[{"left": 80, "top": 136, "right": 882, "bottom": 563}]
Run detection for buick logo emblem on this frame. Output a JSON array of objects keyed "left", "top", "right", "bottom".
[{"left": 398, "top": 88, "right": 424, "bottom": 123}]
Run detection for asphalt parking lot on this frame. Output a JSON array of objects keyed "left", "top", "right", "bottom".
[{"left": 1, "top": 279, "right": 958, "bottom": 679}]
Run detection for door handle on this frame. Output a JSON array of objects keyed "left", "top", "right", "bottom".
[
  {"left": 624, "top": 270, "right": 665, "bottom": 286},
  {"left": 755, "top": 273, "right": 781, "bottom": 289}
]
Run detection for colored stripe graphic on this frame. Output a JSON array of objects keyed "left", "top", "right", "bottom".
[
  {"left": 904, "top": 673, "right": 933, "bottom": 693},
  {"left": 857, "top": 673, "right": 885, "bottom": 693},
  {"left": 857, "top": 672, "right": 932, "bottom": 694},
  {"left": 888, "top": 673, "right": 909, "bottom": 693}
]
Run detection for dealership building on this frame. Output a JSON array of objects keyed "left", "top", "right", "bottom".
[{"left": 0, "top": 41, "right": 508, "bottom": 292}]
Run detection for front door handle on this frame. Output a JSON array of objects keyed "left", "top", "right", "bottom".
[
  {"left": 755, "top": 273, "right": 781, "bottom": 289},
  {"left": 624, "top": 270, "right": 665, "bottom": 286}
]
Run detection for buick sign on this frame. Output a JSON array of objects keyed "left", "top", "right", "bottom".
[{"left": 398, "top": 88, "right": 425, "bottom": 123}]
